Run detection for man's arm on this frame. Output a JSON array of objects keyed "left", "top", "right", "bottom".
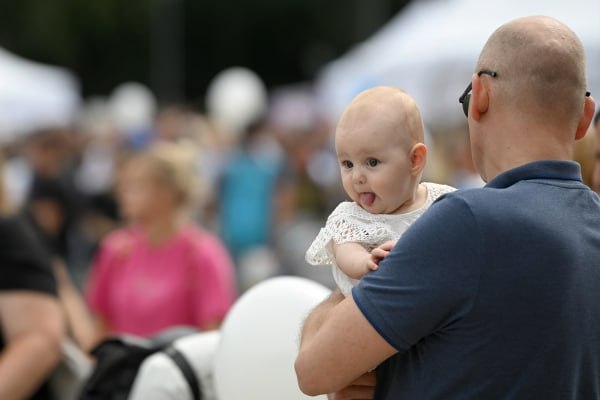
[
  {"left": 54, "top": 260, "right": 102, "bottom": 352},
  {"left": 0, "top": 291, "right": 65, "bottom": 400},
  {"left": 327, "top": 372, "right": 377, "bottom": 400},
  {"left": 295, "top": 290, "right": 396, "bottom": 396},
  {"left": 298, "top": 289, "right": 345, "bottom": 343}
]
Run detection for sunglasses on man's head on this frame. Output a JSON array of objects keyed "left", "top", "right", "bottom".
[{"left": 458, "top": 70, "right": 592, "bottom": 117}]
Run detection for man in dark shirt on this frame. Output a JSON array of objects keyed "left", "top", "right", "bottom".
[
  {"left": 296, "top": 16, "right": 598, "bottom": 399},
  {"left": 0, "top": 215, "right": 65, "bottom": 399}
]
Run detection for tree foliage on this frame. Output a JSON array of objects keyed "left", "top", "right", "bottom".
[{"left": 0, "top": 0, "right": 410, "bottom": 102}]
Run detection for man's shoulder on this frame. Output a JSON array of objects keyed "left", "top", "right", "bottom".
[
  {"left": 433, "top": 187, "right": 505, "bottom": 215},
  {"left": 421, "top": 187, "right": 508, "bottom": 234},
  {"left": 0, "top": 215, "right": 57, "bottom": 296},
  {"left": 428, "top": 188, "right": 481, "bottom": 214},
  {"left": 0, "top": 215, "right": 40, "bottom": 251}
]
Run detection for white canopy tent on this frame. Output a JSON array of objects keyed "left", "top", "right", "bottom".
[
  {"left": 0, "top": 47, "right": 80, "bottom": 140},
  {"left": 316, "top": 0, "right": 600, "bottom": 128}
]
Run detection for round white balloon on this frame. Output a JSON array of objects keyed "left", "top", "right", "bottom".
[
  {"left": 214, "top": 276, "right": 330, "bottom": 400},
  {"left": 108, "top": 82, "right": 156, "bottom": 135},
  {"left": 205, "top": 67, "right": 267, "bottom": 141}
]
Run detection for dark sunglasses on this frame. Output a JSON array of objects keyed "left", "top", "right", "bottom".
[
  {"left": 458, "top": 70, "right": 592, "bottom": 117},
  {"left": 458, "top": 70, "right": 497, "bottom": 117}
]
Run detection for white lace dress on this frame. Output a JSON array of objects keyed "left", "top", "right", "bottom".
[{"left": 306, "top": 182, "right": 456, "bottom": 295}]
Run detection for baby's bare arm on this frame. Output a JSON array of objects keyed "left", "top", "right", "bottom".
[{"left": 332, "top": 242, "right": 377, "bottom": 279}]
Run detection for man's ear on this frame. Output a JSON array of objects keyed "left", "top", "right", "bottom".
[
  {"left": 575, "top": 95, "right": 596, "bottom": 140},
  {"left": 409, "top": 143, "right": 427, "bottom": 176},
  {"left": 470, "top": 74, "right": 489, "bottom": 121}
]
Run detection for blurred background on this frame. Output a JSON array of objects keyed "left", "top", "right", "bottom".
[
  {"left": 0, "top": 0, "right": 413, "bottom": 102},
  {"left": 0, "top": 0, "right": 598, "bottom": 292}
]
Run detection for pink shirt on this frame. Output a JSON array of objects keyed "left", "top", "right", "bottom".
[{"left": 87, "top": 224, "right": 236, "bottom": 337}]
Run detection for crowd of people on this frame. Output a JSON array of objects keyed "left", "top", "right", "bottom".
[
  {"left": 0, "top": 14, "right": 599, "bottom": 400},
  {"left": 0, "top": 81, "right": 349, "bottom": 398}
]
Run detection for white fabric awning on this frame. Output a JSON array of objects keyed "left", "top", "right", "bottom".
[
  {"left": 316, "top": 0, "right": 600, "bottom": 128},
  {"left": 0, "top": 47, "right": 80, "bottom": 139}
]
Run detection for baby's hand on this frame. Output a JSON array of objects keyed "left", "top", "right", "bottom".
[
  {"left": 368, "top": 240, "right": 397, "bottom": 271},
  {"left": 366, "top": 255, "right": 379, "bottom": 271},
  {"left": 356, "top": 253, "right": 379, "bottom": 278},
  {"left": 378, "top": 240, "right": 397, "bottom": 253}
]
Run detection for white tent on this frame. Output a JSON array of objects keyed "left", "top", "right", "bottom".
[
  {"left": 0, "top": 47, "right": 80, "bottom": 139},
  {"left": 316, "top": 0, "right": 600, "bottom": 128}
]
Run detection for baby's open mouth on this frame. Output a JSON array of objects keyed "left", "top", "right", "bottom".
[{"left": 359, "top": 192, "right": 376, "bottom": 207}]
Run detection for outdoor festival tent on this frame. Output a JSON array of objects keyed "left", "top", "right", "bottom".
[
  {"left": 316, "top": 0, "right": 600, "bottom": 128},
  {"left": 0, "top": 47, "right": 80, "bottom": 140}
]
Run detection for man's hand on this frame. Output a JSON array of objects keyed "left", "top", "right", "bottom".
[
  {"left": 368, "top": 240, "right": 397, "bottom": 271},
  {"left": 328, "top": 371, "right": 377, "bottom": 400}
]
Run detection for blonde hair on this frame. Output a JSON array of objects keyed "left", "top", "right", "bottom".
[{"left": 126, "top": 141, "right": 200, "bottom": 211}]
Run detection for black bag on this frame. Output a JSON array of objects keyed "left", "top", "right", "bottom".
[{"left": 79, "top": 327, "right": 202, "bottom": 400}]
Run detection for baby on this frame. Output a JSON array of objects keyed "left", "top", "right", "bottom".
[{"left": 306, "top": 87, "right": 455, "bottom": 295}]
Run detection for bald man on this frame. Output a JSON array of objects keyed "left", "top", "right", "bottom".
[{"left": 295, "top": 16, "right": 598, "bottom": 400}]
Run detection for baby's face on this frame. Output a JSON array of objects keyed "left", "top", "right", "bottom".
[{"left": 335, "top": 118, "right": 417, "bottom": 215}]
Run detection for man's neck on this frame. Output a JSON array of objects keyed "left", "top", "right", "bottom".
[
  {"left": 481, "top": 121, "right": 574, "bottom": 181},
  {"left": 485, "top": 154, "right": 572, "bottom": 182}
]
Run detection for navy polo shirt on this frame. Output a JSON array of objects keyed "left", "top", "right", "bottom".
[{"left": 353, "top": 160, "right": 600, "bottom": 399}]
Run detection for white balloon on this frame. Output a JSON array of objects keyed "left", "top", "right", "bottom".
[
  {"left": 205, "top": 67, "right": 267, "bottom": 140},
  {"left": 214, "top": 276, "right": 330, "bottom": 400},
  {"left": 108, "top": 82, "right": 156, "bottom": 134},
  {"left": 77, "top": 96, "right": 112, "bottom": 137}
]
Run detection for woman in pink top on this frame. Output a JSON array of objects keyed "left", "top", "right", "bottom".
[{"left": 87, "top": 142, "right": 236, "bottom": 339}]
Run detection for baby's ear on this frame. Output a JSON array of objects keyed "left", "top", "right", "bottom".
[{"left": 409, "top": 143, "right": 427, "bottom": 175}]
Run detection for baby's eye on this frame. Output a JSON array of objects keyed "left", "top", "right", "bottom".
[
  {"left": 367, "top": 158, "right": 379, "bottom": 167},
  {"left": 341, "top": 160, "right": 353, "bottom": 169}
]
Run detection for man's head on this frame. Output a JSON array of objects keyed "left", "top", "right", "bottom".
[
  {"left": 466, "top": 16, "right": 595, "bottom": 181},
  {"left": 591, "top": 110, "right": 600, "bottom": 194},
  {"left": 335, "top": 87, "right": 427, "bottom": 214}
]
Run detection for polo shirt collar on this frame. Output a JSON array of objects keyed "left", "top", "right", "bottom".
[{"left": 485, "top": 160, "right": 582, "bottom": 189}]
